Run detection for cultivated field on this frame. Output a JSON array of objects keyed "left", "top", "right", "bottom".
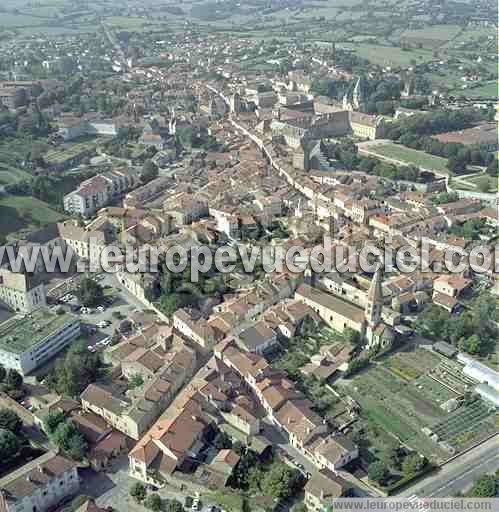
[
  {"left": 339, "top": 347, "right": 497, "bottom": 464},
  {"left": 366, "top": 143, "right": 450, "bottom": 174}
]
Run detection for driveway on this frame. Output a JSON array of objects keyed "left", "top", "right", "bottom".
[{"left": 260, "top": 420, "right": 377, "bottom": 497}]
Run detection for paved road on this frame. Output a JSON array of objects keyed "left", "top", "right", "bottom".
[
  {"left": 397, "top": 435, "right": 499, "bottom": 498},
  {"left": 261, "top": 420, "right": 378, "bottom": 497}
]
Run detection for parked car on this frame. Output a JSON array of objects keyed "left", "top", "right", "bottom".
[{"left": 97, "top": 320, "right": 110, "bottom": 329}]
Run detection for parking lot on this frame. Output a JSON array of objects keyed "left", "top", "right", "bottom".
[
  {"left": 79, "top": 457, "right": 224, "bottom": 512},
  {"left": 56, "top": 272, "right": 152, "bottom": 353}
]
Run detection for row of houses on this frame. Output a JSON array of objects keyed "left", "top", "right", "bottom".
[{"left": 64, "top": 168, "right": 140, "bottom": 217}]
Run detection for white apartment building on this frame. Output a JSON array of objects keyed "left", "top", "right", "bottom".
[
  {"left": 64, "top": 169, "right": 139, "bottom": 217},
  {"left": 0, "top": 308, "right": 80, "bottom": 374}
]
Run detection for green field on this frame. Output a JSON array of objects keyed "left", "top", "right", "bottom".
[
  {"left": 457, "top": 81, "right": 498, "bottom": 99},
  {"left": 0, "top": 195, "right": 66, "bottom": 240},
  {"left": 401, "top": 25, "right": 462, "bottom": 47},
  {"left": 367, "top": 143, "right": 450, "bottom": 174},
  {"left": 0, "top": 164, "right": 31, "bottom": 186},
  {"left": 340, "top": 43, "right": 434, "bottom": 67}
]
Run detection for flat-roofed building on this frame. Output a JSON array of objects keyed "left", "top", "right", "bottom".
[{"left": 0, "top": 308, "right": 80, "bottom": 375}]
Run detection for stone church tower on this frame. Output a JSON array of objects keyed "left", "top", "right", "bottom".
[{"left": 365, "top": 263, "right": 383, "bottom": 328}]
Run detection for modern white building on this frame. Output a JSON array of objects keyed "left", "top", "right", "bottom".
[
  {"left": 0, "top": 308, "right": 80, "bottom": 375},
  {"left": 0, "top": 452, "right": 80, "bottom": 512},
  {"left": 458, "top": 353, "right": 499, "bottom": 392},
  {"left": 64, "top": 168, "right": 140, "bottom": 217}
]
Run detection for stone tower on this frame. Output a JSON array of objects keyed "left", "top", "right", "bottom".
[
  {"left": 352, "top": 77, "right": 365, "bottom": 110},
  {"left": 365, "top": 263, "right": 383, "bottom": 328},
  {"left": 230, "top": 92, "right": 241, "bottom": 114}
]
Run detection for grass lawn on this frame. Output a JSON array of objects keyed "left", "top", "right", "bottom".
[
  {"left": 458, "top": 82, "right": 498, "bottom": 99},
  {"left": 339, "top": 43, "right": 434, "bottom": 67},
  {"left": 400, "top": 25, "right": 462, "bottom": 46},
  {"left": 0, "top": 194, "right": 66, "bottom": 240},
  {"left": 0, "top": 164, "right": 31, "bottom": 185},
  {"left": 202, "top": 491, "right": 244, "bottom": 512},
  {"left": 368, "top": 143, "right": 450, "bottom": 174},
  {"left": 0, "top": 14, "right": 45, "bottom": 28}
]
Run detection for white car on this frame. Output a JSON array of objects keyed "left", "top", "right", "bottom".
[
  {"left": 97, "top": 306, "right": 106, "bottom": 313},
  {"left": 87, "top": 345, "right": 96, "bottom": 353},
  {"left": 97, "top": 321, "right": 110, "bottom": 329}
]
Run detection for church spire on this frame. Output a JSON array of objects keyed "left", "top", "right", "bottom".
[{"left": 365, "top": 263, "right": 383, "bottom": 327}]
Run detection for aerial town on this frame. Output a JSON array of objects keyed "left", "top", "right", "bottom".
[{"left": 0, "top": 1, "right": 497, "bottom": 512}]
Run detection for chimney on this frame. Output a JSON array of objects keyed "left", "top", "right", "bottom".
[{"left": 320, "top": 489, "right": 325, "bottom": 500}]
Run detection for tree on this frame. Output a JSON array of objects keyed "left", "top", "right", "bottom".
[
  {"left": 468, "top": 474, "right": 497, "bottom": 498},
  {"left": 476, "top": 177, "right": 491, "bottom": 193},
  {"left": 75, "top": 278, "right": 104, "bottom": 307},
  {"left": 145, "top": 494, "right": 162, "bottom": 512},
  {"left": 164, "top": 499, "right": 184, "bottom": 512},
  {"left": 402, "top": 453, "right": 426, "bottom": 476},
  {"left": 130, "top": 482, "right": 147, "bottom": 503},
  {"left": 43, "top": 410, "right": 66, "bottom": 435},
  {"left": 0, "top": 365, "right": 5, "bottom": 383},
  {"left": 344, "top": 327, "right": 362, "bottom": 346},
  {"left": 5, "top": 370, "right": 23, "bottom": 391},
  {"left": 52, "top": 421, "right": 88, "bottom": 460},
  {"left": 260, "top": 464, "right": 303, "bottom": 501},
  {"left": 368, "top": 461, "right": 388, "bottom": 484},
  {"left": 142, "top": 160, "right": 159, "bottom": 183},
  {"left": 66, "top": 431, "right": 88, "bottom": 460},
  {"left": 0, "top": 429, "right": 19, "bottom": 461},
  {"left": 214, "top": 431, "right": 232, "bottom": 450},
  {"left": 486, "top": 158, "right": 498, "bottom": 177},
  {"left": 159, "top": 294, "right": 180, "bottom": 317},
  {"left": 46, "top": 341, "right": 101, "bottom": 397},
  {"left": 128, "top": 374, "right": 144, "bottom": 390},
  {"left": 459, "top": 334, "right": 483, "bottom": 355},
  {"left": 447, "top": 156, "right": 466, "bottom": 174},
  {"left": 0, "top": 409, "right": 22, "bottom": 434}
]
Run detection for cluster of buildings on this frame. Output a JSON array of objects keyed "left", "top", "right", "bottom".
[{"left": 1, "top": 19, "right": 498, "bottom": 512}]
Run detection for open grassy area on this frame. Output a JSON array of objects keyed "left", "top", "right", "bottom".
[
  {"left": 400, "top": 25, "right": 462, "bottom": 47},
  {"left": 367, "top": 143, "right": 450, "bottom": 173},
  {"left": 0, "top": 194, "right": 66, "bottom": 240},
  {"left": 456, "top": 81, "right": 498, "bottom": 99},
  {"left": 0, "top": 163, "right": 31, "bottom": 185},
  {"left": 339, "top": 43, "right": 434, "bottom": 67}
]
